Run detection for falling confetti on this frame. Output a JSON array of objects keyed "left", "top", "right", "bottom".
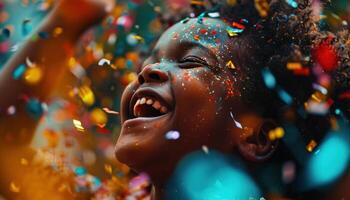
[
  {"left": 202, "top": 145, "right": 209, "bottom": 154},
  {"left": 306, "top": 140, "right": 317, "bottom": 152},
  {"left": 9, "top": 182, "right": 20, "bottom": 193},
  {"left": 73, "top": 119, "right": 85, "bottom": 132},
  {"left": 226, "top": 60, "right": 236, "bottom": 69},
  {"left": 165, "top": 130, "right": 180, "bottom": 140},
  {"left": 102, "top": 107, "right": 119, "bottom": 115},
  {"left": 98, "top": 58, "right": 111, "bottom": 66}
]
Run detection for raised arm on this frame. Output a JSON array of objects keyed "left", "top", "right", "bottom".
[{"left": 0, "top": 0, "right": 113, "bottom": 145}]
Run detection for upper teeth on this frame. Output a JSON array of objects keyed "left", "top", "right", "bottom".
[{"left": 134, "top": 97, "right": 168, "bottom": 117}]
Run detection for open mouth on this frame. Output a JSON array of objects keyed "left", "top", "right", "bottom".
[
  {"left": 128, "top": 89, "right": 173, "bottom": 121},
  {"left": 133, "top": 96, "right": 169, "bottom": 117}
]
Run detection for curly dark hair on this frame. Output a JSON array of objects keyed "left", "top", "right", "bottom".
[{"left": 187, "top": 0, "right": 350, "bottom": 197}]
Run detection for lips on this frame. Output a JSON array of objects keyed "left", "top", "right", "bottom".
[{"left": 127, "top": 88, "right": 173, "bottom": 122}]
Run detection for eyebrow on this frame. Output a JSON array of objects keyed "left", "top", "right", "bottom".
[{"left": 151, "top": 41, "right": 218, "bottom": 63}]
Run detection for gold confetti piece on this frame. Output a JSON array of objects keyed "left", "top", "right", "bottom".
[
  {"left": 90, "top": 108, "right": 107, "bottom": 126},
  {"left": 78, "top": 85, "right": 95, "bottom": 106},
  {"left": 24, "top": 67, "right": 43, "bottom": 85},
  {"left": 227, "top": 30, "right": 238, "bottom": 37},
  {"left": 104, "top": 164, "right": 113, "bottom": 174},
  {"left": 226, "top": 60, "right": 236, "bottom": 69},
  {"left": 53, "top": 27, "right": 63, "bottom": 37},
  {"left": 287, "top": 62, "right": 302, "bottom": 70},
  {"left": 132, "top": 35, "right": 144, "bottom": 42},
  {"left": 10, "top": 182, "right": 20, "bottom": 193},
  {"left": 20, "top": 158, "right": 28, "bottom": 166},
  {"left": 274, "top": 127, "right": 285, "bottom": 138},
  {"left": 306, "top": 140, "right": 317, "bottom": 152},
  {"left": 268, "top": 127, "right": 285, "bottom": 141},
  {"left": 226, "top": 0, "right": 237, "bottom": 6},
  {"left": 255, "top": 0, "right": 269, "bottom": 18},
  {"left": 73, "top": 119, "right": 84, "bottom": 132}
]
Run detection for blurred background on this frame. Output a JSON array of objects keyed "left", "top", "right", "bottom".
[{"left": 0, "top": 0, "right": 350, "bottom": 199}]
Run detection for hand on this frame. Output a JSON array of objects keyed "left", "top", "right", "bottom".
[{"left": 52, "top": 0, "right": 115, "bottom": 33}]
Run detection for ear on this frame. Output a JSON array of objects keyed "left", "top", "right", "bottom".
[{"left": 237, "top": 119, "right": 279, "bottom": 162}]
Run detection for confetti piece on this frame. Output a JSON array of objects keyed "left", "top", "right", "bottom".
[
  {"left": 268, "top": 127, "right": 285, "bottom": 141},
  {"left": 255, "top": 0, "right": 269, "bottom": 17},
  {"left": 261, "top": 68, "right": 276, "bottom": 89},
  {"left": 232, "top": 22, "right": 245, "bottom": 30},
  {"left": 22, "top": 19, "right": 32, "bottom": 36},
  {"left": 191, "top": 0, "right": 205, "bottom": 6},
  {"left": 73, "top": 119, "right": 85, "bottom": 132},
  {"left": 2, "top": 28, "right": 10, "bottom": 38},
  {"left": 277, "top": 88, "right": 293, "bottom": 105},
  {"left": 26, "top": 98, "right": 44, "bottom": 118},
  {"left": 104, "top": 164, "right": 113, "bottom": 174},
  {"left": 197, "top": 12, "right": 206, "bottom": 24},
  {"left": 287, "top": 62, "right": 302, "bottom": 70},
  {"left": 13, "top": 64, "right": 26, "bottom": 80},
  {"left": 132, "top": 35, "right": 144, "bottom": 42},
  {"left": 90, "top": 108, "right": 107, "bottom": 126},
  {"left": 20, "top": 158, "right": 28, "bottom": 166},
  {"left": 165, "top": 130, "right": 180, "bottom": 140},
  {"left": 226, "top": 0, "right": 237, "bottom": 6},
  {"left": 102, "top": 107, "right": 119, "bottom": 115},
  {"left": 226, "top": 27, "right": 243, "bottom": 37},
  {"left": 282, "top": 161, "right": 296, "bottom": 183},
  {"left": 38, "top": 32, "right": 49, "bottom": 39},
  {"left": 208, "top": 12, "right": 220, "bottom": 18},
  {"left": 202, "top": 145, "right": 209, "bottom": 154},
  {"left": 306, "top": 140, "right": 317, "bottom": 152},
  {"left": 53, "top": 27, "right": 63, "bottom": 37},
  {"left": 10, "top": 182, "right": 20, "bottom": 193},
  {"left": 74, "top": 166, "right": 87, "bottom": 176},
  {"left": 286, "top": 0, "right": 298, "bottom": 8},
  {"left": 229, "top": 112, "right": 243, "bottom": 129},
  {"left": 98, "top": 58, "right": 111, "bottom": 66},
  {"left": 312, "top": 84, "right": 328, "bottom": 95},
  {"left": 24, "top": 67, "right": 43, "bottom": 85},
  {"left": 226, "top": 60, "right": 236, "bottom": 69},
  {"left": 7, "top": 105, "right": 16, "bottom": 115},
  {"left": 78, "top": 86, "right": 95, "bottom": 106}
]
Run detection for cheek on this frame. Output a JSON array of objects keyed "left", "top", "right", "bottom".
[{"left": 172, "top": 70, "right": 229, "bottom": 133}]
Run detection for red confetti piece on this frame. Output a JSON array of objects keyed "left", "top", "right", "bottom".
[
  {"left": 339, "top": 92, "right": 350, "bottom": 100},
  {"left": 293, "top": 68, "right": 310, "bottom": 76},
  {"left": 313, "top": 41, "right": 338, "bottom": 72},
  {"left": 232, "top": 22, "right": 245, "bottom": 30}
]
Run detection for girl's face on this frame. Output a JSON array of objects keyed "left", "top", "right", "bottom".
[{"left": 115, "top": 18, "right": 247, "bottom": 181}]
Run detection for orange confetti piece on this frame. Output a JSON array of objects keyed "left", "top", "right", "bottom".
[
  {"left": 10, "top": 182, "right": 20, "bottom": 193},
  {"left": 306, "top": 140, "right": 317, "bottom": 152}
]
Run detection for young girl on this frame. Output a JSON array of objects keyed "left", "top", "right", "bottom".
[{"left": 1, "top": 0, "right": 349, "bottom": 199}]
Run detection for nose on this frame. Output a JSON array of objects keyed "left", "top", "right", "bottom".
[{"left": 138, "top": 63, "right": 169, "bottom": 84}]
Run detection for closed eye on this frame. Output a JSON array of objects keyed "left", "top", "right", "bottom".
[{"left": 179, "top": 55, "right": 208, "bottom": 66}]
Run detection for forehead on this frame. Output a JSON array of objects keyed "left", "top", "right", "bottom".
[{"left": 154, "top": 18, "right": 236, "bottom": 59}]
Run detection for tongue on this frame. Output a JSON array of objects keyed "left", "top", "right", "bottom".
[{"left": 137, "top": 104, "right": 162, "bottom": 117}]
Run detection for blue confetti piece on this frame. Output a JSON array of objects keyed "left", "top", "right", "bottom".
[
  {"left": 226, "top": 26, "right": 244, "bottom": 34},
  {"left": 13, "top": 64, "right": 26, "bottom": 80},
  {"left": 197, "top": 12, "right": 206, "bottom": 24},
  {"left": 74, "top": 166, "right": 87, "bottom": 176},
  {"left": 277, "top": 88, "right": 293, "bottom": 105},
  {"left": 286, "top": 0, "right": 298, "bottom": 8},
  {"left": 38, "top": 32, "right": 49, "bottom": 39},
  {"left": 26, "top": 98, "right": 44, "bottom": 119},
  {"left": 261, "top": 68, "right": 276, "bottom": 89}
]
